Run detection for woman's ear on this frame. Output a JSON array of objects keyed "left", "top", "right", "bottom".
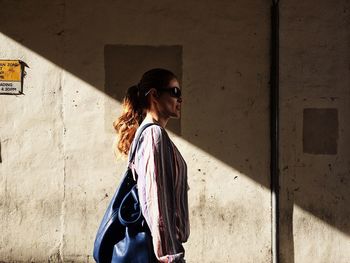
[{"left": 150, "top": 89, "right": 160, "bottom": 98}]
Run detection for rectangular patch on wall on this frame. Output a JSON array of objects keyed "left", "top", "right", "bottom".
[
  {"left": 104, "top": 45, "right": 182, "bottom": 135},
  {"left": 303, "top": 108, "right": 338, "bottom": 154}
]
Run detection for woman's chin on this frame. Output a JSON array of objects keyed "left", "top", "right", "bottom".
[{"left": 170, "top": 112, "right": 181, "bottom": 119}]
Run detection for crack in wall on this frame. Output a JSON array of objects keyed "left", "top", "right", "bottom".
[
  {"left": 58, "top": 69, "right": 66, "bottom": 263},
  {"left": 58, "top": 1, "right": 67, "bottom": 261}
]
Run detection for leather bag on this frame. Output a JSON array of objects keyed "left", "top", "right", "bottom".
[{"left": 93, "top": 123, "right": 159, "bottom": 263}]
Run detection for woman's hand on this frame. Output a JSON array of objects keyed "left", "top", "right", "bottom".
[{"left": 159, "top": 252, "right": 185, "bottom": 262}]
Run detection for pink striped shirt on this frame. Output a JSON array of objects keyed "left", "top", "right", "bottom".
[{"left": 129, "top": 121, "right": 190, "bottom": 263}]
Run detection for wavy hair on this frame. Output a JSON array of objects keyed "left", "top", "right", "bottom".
[{"left": 113, "top": 68, "right": 177, "bottom": 157}]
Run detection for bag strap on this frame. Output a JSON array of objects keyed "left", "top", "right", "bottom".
[{"left": 127, "top": 122, "right": 161, "bottom": 167}]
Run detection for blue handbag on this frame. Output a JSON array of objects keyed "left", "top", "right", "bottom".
[{"left": 93, "top": 123, "right": 159, "bottom": 263}]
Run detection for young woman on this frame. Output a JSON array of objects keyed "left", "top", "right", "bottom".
[{"left": 113, "top": 68, "right": 190, "bottom": 263}]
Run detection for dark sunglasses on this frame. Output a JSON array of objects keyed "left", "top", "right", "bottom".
[{"left": 158, "top": 86, "right": 182, "bottom": 98}]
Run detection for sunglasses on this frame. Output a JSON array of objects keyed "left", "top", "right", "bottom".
[
  {"left": 145, "top": 86, "right": 182, "bottom": 98},
  {"left": 159, "top": 86, "right": 182, "bottom": 98}
]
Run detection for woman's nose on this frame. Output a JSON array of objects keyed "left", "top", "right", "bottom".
[{"left": 177, "top": 97, "right": 182, "bottom": 103}]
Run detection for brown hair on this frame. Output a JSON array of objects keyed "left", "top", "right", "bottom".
[{"left": 113, "top": 68, "right": 177, "bottom": 157}]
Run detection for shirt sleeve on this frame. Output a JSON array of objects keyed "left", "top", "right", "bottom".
[{"left": 133, "top": 125, "right": 185, "bottom": 263}]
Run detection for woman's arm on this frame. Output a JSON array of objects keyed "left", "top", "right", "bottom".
[{"left": 134, "top": 125, "right": 185, "bottom": 263}]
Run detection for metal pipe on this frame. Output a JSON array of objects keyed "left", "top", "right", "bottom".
[{"left": 270, "top": 1, "right": 280, "bottom": 263}]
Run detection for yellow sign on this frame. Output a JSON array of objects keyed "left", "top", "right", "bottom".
[
  {"left": 0, "top": 60, "right": 21, "bottom": 81},
  {"left": 0, "top": 60, "right": 23, "bottom": 94}
]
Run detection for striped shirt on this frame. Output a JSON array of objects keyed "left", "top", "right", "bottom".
[{"left": 128, "top": 121, "right": 190, "bottom": 263}]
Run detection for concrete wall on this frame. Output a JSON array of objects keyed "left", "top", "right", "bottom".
[
  {"left": 279, "top": 1, "right": 350, "bottom": 262},
  {"left": 0, "top": 1, "right": 271, "bottom": 262},
  {"left": 0, "top": 0, "right": 348, "bottom": 262}
]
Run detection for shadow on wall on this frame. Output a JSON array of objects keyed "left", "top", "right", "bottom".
[{"left": 0, "top": 2, "right": 349, "bottom": 262}]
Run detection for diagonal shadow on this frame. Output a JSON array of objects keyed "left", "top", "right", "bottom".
[{"left": 0, "top": 2, "right": 349, "bottom": 263}]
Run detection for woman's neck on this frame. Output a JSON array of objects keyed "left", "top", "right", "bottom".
[{"left": 143, "top": 111, "right": 168, "bottom": 128}]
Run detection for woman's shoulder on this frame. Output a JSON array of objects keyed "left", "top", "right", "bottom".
[{"left": 139, "top": 123, "right": 168, "bottom": 140}]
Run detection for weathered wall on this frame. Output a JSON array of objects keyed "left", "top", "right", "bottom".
[
  {"left": 1, "top": 0, "right": 348, "bottom": 263},
  {"left": 0, "top": 1, "right": 271, "bottom": 262},
  {"left": 279, "top": 1, "right": 350, "bottom": 262}
]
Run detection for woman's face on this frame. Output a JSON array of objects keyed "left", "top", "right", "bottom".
[{"left": 154, "top": 78, "right": 182, "bottom": 119}]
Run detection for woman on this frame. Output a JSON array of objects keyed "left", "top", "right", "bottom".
[{"left": 113, "top": 68, "right": 190, "bottom": 263}]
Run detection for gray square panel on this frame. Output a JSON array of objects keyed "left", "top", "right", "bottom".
[{"left": 303, "top": 108, "right": 338, "bottom": 154}]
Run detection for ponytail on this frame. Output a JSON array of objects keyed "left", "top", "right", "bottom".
[{"left": 113, "top": 84, "right": 145, "bottom": 157}]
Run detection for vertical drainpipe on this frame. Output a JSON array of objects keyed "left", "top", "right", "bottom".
[{"left": 270, "top": 0, "right": 280, "bottom": 263}]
